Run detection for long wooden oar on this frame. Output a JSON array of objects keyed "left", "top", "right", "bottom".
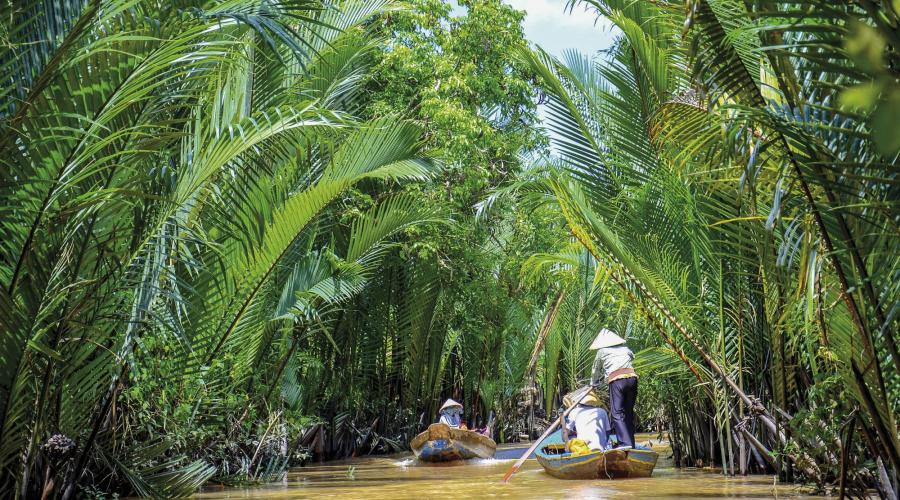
[{"left": 501, "top": 386, "right": 593, "bottom": 483}]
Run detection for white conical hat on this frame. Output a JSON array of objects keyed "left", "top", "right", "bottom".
[
  {"left": 590, "top": 328, "right": 626, "bottom": 349},
  {"left": 439, "top": 398, "right": 463, "bottom": 412}
]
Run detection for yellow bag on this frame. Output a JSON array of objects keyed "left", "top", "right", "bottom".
[{"left": 567, "top": 438, "right": 591, "bottom": 456}]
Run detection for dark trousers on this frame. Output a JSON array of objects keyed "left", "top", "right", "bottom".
[{"left": 609, "top": 377, "right": 638, "bottom": 447}]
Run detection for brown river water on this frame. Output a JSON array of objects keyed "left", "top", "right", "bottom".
[{"left": 195, "top": 434, "right": 824, "bottom": 499}]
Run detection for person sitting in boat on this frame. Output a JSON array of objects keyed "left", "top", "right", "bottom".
[
  {"left": 590, "top": 328, "right": 637, "bottom": 449},
  {"left": 562, "top": 388, "right": 611, "bottom": 451},
  {"left": 438, "top": 399, "right": 467, "bottom": 429}
]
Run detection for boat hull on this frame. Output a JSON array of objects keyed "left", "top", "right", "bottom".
[
  {"left": 535, "top": 430, "right": 658, "bottom": 479},
  {"left": 410, "top": 423, "right": 496, "bottom": 462}
]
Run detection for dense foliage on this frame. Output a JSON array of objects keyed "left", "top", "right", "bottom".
[
  {"left": 0, "top": 1, "right": 442, "bottom": 497},
  {"left": 505, "top": 0, "right": 898, "bottom": 494},
  {"left": 274, "top": 0, "right": 568, "bottom": 451},
  {"left": 1, "top": 0, "right": 897, "bottom": 498},
  {"left": 0, "top": 0, "right": 563, "bottom": 496}
]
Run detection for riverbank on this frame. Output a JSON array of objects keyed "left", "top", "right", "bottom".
[{"left": 195, "top": 434, "right": 823, "bottom": 499}]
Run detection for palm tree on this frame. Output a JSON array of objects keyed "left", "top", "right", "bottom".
[
  {"left": 517, "top": 0, "right": 897, "bottom": 490},
  {"left": 0, "top": 0, "right": 441, "bottom": 496}
]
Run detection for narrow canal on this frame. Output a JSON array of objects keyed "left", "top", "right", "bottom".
[{"left": 195, "top": 434, "right": 823, "bottom": 499}]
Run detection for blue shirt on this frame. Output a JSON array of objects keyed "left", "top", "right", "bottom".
[{"left": 439, "top": 411, "right": 461, "bottom": 428}]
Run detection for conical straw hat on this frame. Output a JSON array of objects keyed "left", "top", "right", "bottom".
[
  {"left": 439, "top": 398, "right": 463, "bottom": 412},
  {"left": 563, "top": 387, "right": 602, "bottom": 408},
  {"left": 590, "top": 328, "right": 626, "bottom": 350}
]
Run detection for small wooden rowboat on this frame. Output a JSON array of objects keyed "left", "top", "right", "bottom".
[
  {"left": 535, "top": 429, "right": 658, "bottom": 479},
  {"left": 410, "top": 423, "right": 496, "bottom": 462}
]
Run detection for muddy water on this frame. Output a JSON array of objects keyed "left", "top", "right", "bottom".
[{"left": 196, "top": 434, "right": 823, "bottom": 499}]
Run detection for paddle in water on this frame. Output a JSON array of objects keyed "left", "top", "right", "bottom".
[{"left": 501, "top": 385, "right": 593, "bottom": 483}]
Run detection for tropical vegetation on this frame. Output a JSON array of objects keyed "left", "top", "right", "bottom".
[
  {"left": 509, "top": 0, "right": 898, "bottom": 493},
  {"left": 0, "top": 0, "right": 896, "bottom": 498}
]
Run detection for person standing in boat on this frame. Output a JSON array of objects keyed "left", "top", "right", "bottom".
[
  {"left": 438, "top": 399, "right": 466, "bottom": 429},
  {"left": 590, "top": 328, "right": 637, "bottom": 449}
]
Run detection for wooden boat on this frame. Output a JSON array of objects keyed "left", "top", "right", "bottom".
[
  {"left": 535, "top": 429, "right": 658, "bottom": 479},
  {"left": 410, "top": 423, "right": 496, "bottom": 462}
]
